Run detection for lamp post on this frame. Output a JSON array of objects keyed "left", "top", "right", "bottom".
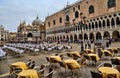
[{"left": 79, "top": 13, "right": 86, "bottom": 52}]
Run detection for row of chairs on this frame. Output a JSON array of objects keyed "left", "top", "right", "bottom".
[{"left": 35, "top": 65, "right": 54, "bottom": 78}]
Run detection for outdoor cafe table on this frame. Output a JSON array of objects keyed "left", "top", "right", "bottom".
[
  {"left": 11, "top": 62, "right": 28, "bottom": 70},
  {"left": 98, "top": 67, "right": 119, "bottom": 78},
  {"left": 116, "top": 57, "right": 120, "bottom": 60},
  {"left": 85, "top": 49, "right": 94, "bottom": 53},
  {"left": 50, "top": 56, "right": 62, "bottom": 63},
  {"left": 18, "top": 69, "right": 38, "bottom": 78},
  {"left": 69, "top": 52, "right": 80, "bottom": 58},
  {"left": 64, "top": 59, "right": 80, "bottom": 69},
  {"left": 87, "top": 54, "right": 100, "bottom": 61},
  {"left": 101, "top": 50, "right": 112, "bottom": 56}
]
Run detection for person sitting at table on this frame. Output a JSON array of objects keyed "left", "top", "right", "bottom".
[{"left": 29, "top": 61, "right": 35, "bottom": 69}]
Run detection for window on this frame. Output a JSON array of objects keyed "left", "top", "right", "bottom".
[
  {"left": 103, "top": 20, "right": 105, "bottom": 27},
  {"left": 48, "top": 22, "right": 50, "bottom": 27},
  {"left": 89, "top": 5, "right": 94, "bottom": 14},
  {"left": 111, "top": 18, "right": 115, "bottom": 26},
  {"left": 116, "top": 17, "right": 120, "bottom": 25},
  {"left": 108, "top": 0, "right": 116, "bottom": 8},
  {"left": 107, "top": 19, "right": 110, "bottom": 27},
  {"left": 78, "top": 5, "right": 80, "bottom": 10},
  {"left": 99, "top": 21, "right": 102, "bottom": 28},
  {"left": 92, "top": 22, "right": 94, "bottom": 29},
  {"left": 75, "top": 11, "right": 79, "bottom": 18},
  {"left": 53, "top": 20, "right": 56, "bottom": 25},
  {"left": 95, "top": 22, "right": 98, "bottom": 28},
  {"left": 66, "top": 15, "right": 69, "bottom": 21},
  {"left": 59, "top": 17, "right": 62, "bottom": 23}
]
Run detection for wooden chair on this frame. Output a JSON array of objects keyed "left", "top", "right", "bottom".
[
  {"left": 90, "top": 71, "right": 102, "bottom": 78},
  {"left": 97, "top": 62, "right": 112, "bottom": 69},
  {"left": 38, "top": 65, "right": 46, "bottom": 74},
  {"left": 44, "top": 68, "right": 54, "bottom": 78},
  {"left": 111, "top": 59, "right": 120, "bottom": 65},
  {"left": 67, "top": 64, "right": 76, "bottom": 77},
  {"left": 67, "top": 53, "right": 72, "bottom": 57},
  {"left": 107, "top": 74, "right": 117, "bottom": 78},
  {"left": 91, "top": 56, "right": 97, "bottom": 63},
  {"left": 59, "top": 62, "right": 67, "bottom": 76},
  {"left": 29, "top": 61, "right": 35, "bottom": 69},
  {"left": 115, "top": 65, "right": 120, "bottom": 72},
  {"left": 103, "top": 63, "right": 112, "bottom": 67}
]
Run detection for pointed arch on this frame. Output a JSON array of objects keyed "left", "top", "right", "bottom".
[
  {"left": 70, "top": 35, "right": 73, "bottom": 42},
  {"left": 92, "top": 22, "right": 94, "bottom": 29},
  {"left": 89, "top": 5, "right": 94, "bottom": 14},
  {"left": 99, "top": 21, "right": 102, "bottom": 28},
  {"left": 89, "top": 33, "right": 94, "bottom": 40},
  {"left": 96, "top": 32, "right": 102, "bottom": 40},
  {"left": 103, "top": 20, "right": 105, "bottom": 28},
  {"left": 84, "top": 33, "right": 88, "bottom": 40},
  {"left": 95, "top": 21, "right": 98, "bottom": 28},
  {"left": 107, "top": 19, "right": 110, "bottom": 27},
  {"left": 111, "top": 18, "right": 115, "bottom": 27},
  {"left": 104, "top": 31, "right": 110, "bottom": 38},
  {"left": 112, "top": 30, "right": 119, "bottom": 41},
  {"left": 116, "top": 17, "right": 120, "bottom": 25},
  {"left": 75, "top": 11, "right": 79, "bottom": 18}
]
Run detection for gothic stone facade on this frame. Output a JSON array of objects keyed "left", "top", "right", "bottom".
[{"left": 45, "top": 0, "right": 120, "bottom": 42}]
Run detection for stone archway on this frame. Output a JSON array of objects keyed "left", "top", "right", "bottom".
[
  {"left": 96, "top": 32, "right": 102, "bottom": 40},
  {"left": 70, "top": 35, "right": 73, "bottom": 42},
  {"left": 27, "top": 33, "right": 33, "bottom": 37},
  {"left": 104, "top": 31, "right": 110, "bottom": 39},
  {"left": 27, "top": 33, "right": 33, "bottom": 41},
  {"left": 79, "top": 34, "right": 82, "bottom": 40},
  {"left": 112, "top": 30, "right": 119, "bottom": 41},
  {"left": 89, "top": 33, "right": 94, "bottom": 40},
  {"left": 74, "top": 34, "right": 78, "bottom": 43},
  {"left": 84, "top": 33, "right": 88, "bottom": 40}
]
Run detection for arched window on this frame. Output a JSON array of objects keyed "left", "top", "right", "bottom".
[
  {"left": 108, "top": 0, "right": 116, "bottom": 8},
  {"left": 89, "top": 23, "right": 91, "bottom": 29},
  {"left": 53, "top": 20, "right": 56, "bottom": 25},
  {"left": 99, "top": 21, "right": 102, "bottom": 28},
  {"left": 95, "top": 22, "right": 98, "bottom": 28},
  {"left": 103, "top": 20, "right": 105, "bottom": 27},
  {"left": 48, "top": 22, "right": 50, "bottom": 27},
  {"left": 59, "top": 17, "right": 62, "bottom": 23},
  {"left": 66, "top": 15, "right": 70, "bottom": 21},
  {"left": 89, "top": 5, "right": 94, "bottom": 14},
  {"left": 92, "top": 22, "right": 94, "bottom": 29},
  {"left": 116, "top": 17, "right": 120, "bottom": 25},
  {"left": 107, "top": 19, "right": 110, "bottom": 27},
  {"left": 75, "top": 11, "right": 79, "bottom": 18},
  {"left": 111, "top": 18, "right": 115, "bottom": 26}
]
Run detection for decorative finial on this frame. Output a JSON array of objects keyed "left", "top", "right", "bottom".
[{"left": 66, "top": 1, "right": 69, "bottom": 6}]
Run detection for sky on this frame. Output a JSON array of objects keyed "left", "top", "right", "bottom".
[{"left": 0, "top": 0, "right": 77, "bottom": 32}]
